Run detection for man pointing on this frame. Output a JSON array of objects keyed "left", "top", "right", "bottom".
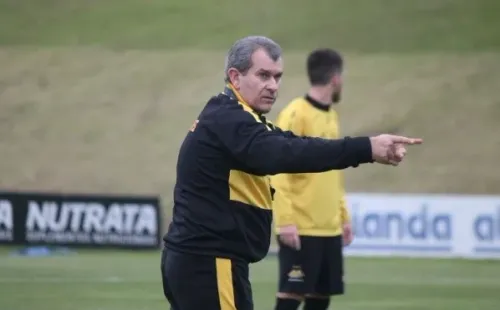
[{"left": 161, "top": 35, "right": 421, "bottom": 310}]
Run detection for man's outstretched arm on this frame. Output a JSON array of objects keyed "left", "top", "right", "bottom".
[{"left": 209, "top": 109, "right": 421, "bottom": 175}]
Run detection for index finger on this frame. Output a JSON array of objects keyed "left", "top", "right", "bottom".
[{"left": 390, "top": 136, "right": 423, "bottom": 145}]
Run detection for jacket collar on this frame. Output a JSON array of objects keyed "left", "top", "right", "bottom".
[
  {"left": 222, "top": 83, "right": 275, "bottom": 129},
  {"left": 223, "top": 83, "right": 254, "bottom": 111}
]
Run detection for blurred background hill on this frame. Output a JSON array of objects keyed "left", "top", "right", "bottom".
[{"left": 1, "top": 0, "right": 500, "bottom": 216}]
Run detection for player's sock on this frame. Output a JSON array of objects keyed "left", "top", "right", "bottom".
[
  {"left": 304, "top": 297, "right": 330, "bottom": 310},
  {"left": 274, "top": 297, "right": 301, "bottom": 310}
]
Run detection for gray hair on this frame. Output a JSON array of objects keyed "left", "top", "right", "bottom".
[{"left": 224, "top": 36, "right": 282, "bottom": 82}]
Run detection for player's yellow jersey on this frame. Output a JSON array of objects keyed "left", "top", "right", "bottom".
[{"left": 271, "top": 95, "right": 350, "bottom": 236}]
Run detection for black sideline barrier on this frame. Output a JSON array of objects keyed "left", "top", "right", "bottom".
[{"left": 0, "top": 191, "right": 162, "bottom": 249}]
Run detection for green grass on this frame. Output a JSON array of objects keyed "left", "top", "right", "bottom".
[
  {"left": 1, "top": 248, "right": 499, "bottom": 310},
  {"left": 1, "top": 0, "right": 500, "bottom": 52},
  {"left": 0, "top": 0, "right": 500, "bottom": 214}
]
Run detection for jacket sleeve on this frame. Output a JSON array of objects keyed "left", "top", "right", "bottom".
[{"left": 209, "top": 108, "right": 374, "bottom": 175}]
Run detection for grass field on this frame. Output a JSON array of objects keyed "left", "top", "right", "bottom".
[{"left": 1, "top": 248, "right": 500, "bottom": 310}]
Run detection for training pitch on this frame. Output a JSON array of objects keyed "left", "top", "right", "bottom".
[{"left": 1, "top": 248, "right": 500, "bottom": 310}]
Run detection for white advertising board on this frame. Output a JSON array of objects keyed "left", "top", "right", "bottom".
[{"left": 343, "top": 193, "right": 500, "bottom": 259}]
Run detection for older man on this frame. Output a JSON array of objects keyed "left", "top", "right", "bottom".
[{"left": 161, "top": 36, "right": 421, "bottom": 310}]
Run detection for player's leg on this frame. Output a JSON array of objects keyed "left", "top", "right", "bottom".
[
  {"left": 274, "top": 236, "right": 302, "bottom": 310},
  {"left": 304, "top": 235, "right": 344, "bottom": 310},
  {"left": 160, "top": 247, "right": 180, "bottom": 309},
  {"left": 162, "top": 249, "right": 250, "bottom": 310},
  {"left": 274, "top": 235, "right": 324, "bottom": 310},
  {"left": 303, "top": 296, "right": 330, "bottom": 310},
  {"left": 225, "top": 257, "right": 254, "bottom": 310},
  {"left": 162, "top": 249, "right": 219, "bottom": 309}
]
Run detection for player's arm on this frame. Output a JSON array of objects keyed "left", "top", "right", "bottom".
[
  {"left": 333, "top": 112, "right": 351, "bottom": 225},
  {"left": 209, "top": 108, "right": 373, "bottom": 175},
  {"left": 338, "top": 170, "right": 355, "bottom": 245},
  {"left": 271, "top": 174, "right": 295, "bottom": 226},
  {"left": 338, "top": 171, "right": 351, "bottom": 224}
]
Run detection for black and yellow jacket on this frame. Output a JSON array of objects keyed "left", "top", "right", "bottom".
[
  {"left": 163, "top": 85, "right": 373, "bottom": 263},
  {"left": 272, "top": 95, "right": 350, "bottom": 237}
]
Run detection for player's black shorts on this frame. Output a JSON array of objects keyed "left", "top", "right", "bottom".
[
  {"left": 161, "top": 247, "right": 253, "bottom": 310},
  {"left": 276, "top": 235, "right": 344, "bottom": 296}
]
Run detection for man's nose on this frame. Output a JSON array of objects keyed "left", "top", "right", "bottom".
[{"left": 267, "top": 78, "right": 279, "bottom": 92}]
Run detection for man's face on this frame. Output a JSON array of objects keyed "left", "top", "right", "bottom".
[
  {"left": 230, "top": 48, "right": 283, "bottom": 114},
  {"left": 331, "top": 74, "right": 343, "bottom": 104}
]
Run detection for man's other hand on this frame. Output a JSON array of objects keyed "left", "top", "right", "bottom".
[
  {"left": 342, "top": 222, "right": 354, "bottom": 246},
  {"left": 278, "top": 225, "right": 301, "bottom": 250},
  {"left": 370, "top": 134, "right": 423, "bottom": 166}
]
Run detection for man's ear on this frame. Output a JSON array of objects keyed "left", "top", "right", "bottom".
[
  {"left": 331, "top": 73, "right": 342, "bottom": 87},
  {"left": 227, "top": 68, "right": 240, "bottom": 88}
]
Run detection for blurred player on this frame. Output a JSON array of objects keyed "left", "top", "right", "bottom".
[{"left": 272, "top": 48, "right": 353, "bottom": 310}]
